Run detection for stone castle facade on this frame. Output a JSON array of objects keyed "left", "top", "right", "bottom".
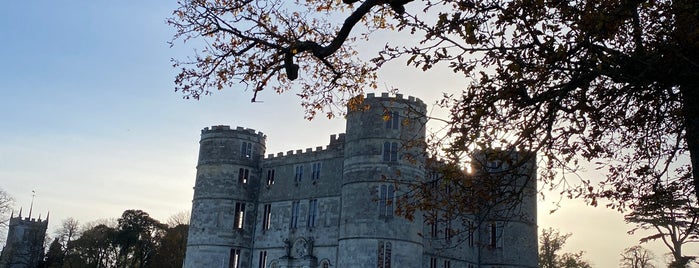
[
  {"left": 184, "top": 93, "right": 538, "bottom": 268},
  {"left": 0, "top": 211, "right": 48, "bottom": 268}
]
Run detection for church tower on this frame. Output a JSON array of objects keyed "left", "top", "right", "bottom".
[
  {"left": 184, "top": 126, "right": 266, "bottom": 268},
  {"left": 0, "top": 210, "right": 48, "bottom": 268},
  {"left": 337, "top": 93, "right": 428, "bottom": 267}
]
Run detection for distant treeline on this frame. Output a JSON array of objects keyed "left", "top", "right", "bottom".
[{"left": 42, "top": 209, "right": 188, "bottom": 268}]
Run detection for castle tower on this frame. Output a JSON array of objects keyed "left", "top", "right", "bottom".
[
  {"left": 471, "top": 149, "right": 538, "bottom": 267},
  {"left": 338, "top": 93, "right": 428, "bottom": 267},
  {"left": 0, "top": 212, "right": 48, "bottom": 268},
  {"left": 184, "top": 126, "right": 266, "bottom": 268}
]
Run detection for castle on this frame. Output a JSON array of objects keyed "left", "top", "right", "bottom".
[
  {"left": 184, "top": 93, "right": 538, "bottom": 268},
  {"left": 0, "top": 211, "right": 48, "bottom": 268}
]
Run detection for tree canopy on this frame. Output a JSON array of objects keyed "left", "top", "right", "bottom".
[
  {"left": 539, "top": 227, "right": 592, "bottom": 268},
  {"left": 169, "top": 0, "right": 699, "bottom": 207}
]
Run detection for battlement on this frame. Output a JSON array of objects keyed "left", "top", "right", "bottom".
[
  {"left": 9, "top": 215, "right": 48, "bottom": 225},
  {"left": 265, "top": 133, "right": 345, "bottom": 159},
  {"left": 201, "top": 125, "right": 266, "bottom": 137},
  {"left": 365, "top": 92, "right": 426, "bottom": 107}
]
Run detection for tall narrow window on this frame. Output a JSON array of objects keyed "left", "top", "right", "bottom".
[
  {"left": 308, "top": 199, "right": 318, "bottom": 228},
  {"left": 429, "top": 257, "right": 437, "bottom": 268},
  {"left": 266, "top": 169, "right": 275, "bottom": 185},
  {"left": 443, "top": 260, "right": 451, "bottom": 268},
  {"left": 430, "top": 220, "right": 438, "bottom": 238},
  {"left": 383, "top": 142, "right": 398, "bottom": 162},
  {"left": 241, "top": 142, "right": 252, "bottom": 159},
  {"left": 379, "top": 185, "right": 395, "bottom": 217},
  {"left": 489, "top": 221, "right": 498, "bottom": 248},
  {"left": 377, "top": 241, "right": 392, "bottom": 268},
  {"left": 311, "top": 162, "right": 322, "bottom": 181},
  {"left": 295, "top": 165, "right": 304, "bottom": 182},
  {"left": 234, "top": 202, "right": 245, "bottom": 229},
  {"left": 468, "top": 220, "right": 475, "bottom": 247},
  {"left": 384, "top": 111, "right": 400, "bottom": 129},
  {"left": 238, "top": 168, "right": 249, "bottom": 184},
  {"left": 262, "top": 204, "right": 272, "bottom": 230},
  {"left": 290, "top": 201, "right": 300, "bottom": 229},
  {"left": 229, "top": 248, "right": 240, "bottom": 268},
  {"left": 258, "top": 251, "right": 268, "bottom": 268},
  {"left": 445, "top": 219, "right": 452, "bottom": 242}
]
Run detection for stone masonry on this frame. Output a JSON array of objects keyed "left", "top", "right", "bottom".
[{"left": 184, "top": 93, "right": 538, "bottom": 268}]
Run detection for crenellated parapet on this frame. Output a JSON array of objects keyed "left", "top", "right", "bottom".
[
  {"left": 201, "top": 125, "right": 266, "bottom": 143},
  {"left": 265, "top": 133, "right": 345, "bottom": 160},
  {"left": 365, "top": 92, "right": 426, "bottom": 108}
]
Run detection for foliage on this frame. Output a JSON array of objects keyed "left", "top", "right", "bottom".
[
  {"left": 165, "top": 210, "right": 190, "bottom": 227},
  {"left": 619, "top": 246, "right": 656, "bottom": 268},
  {"left": 51, "top": 210, "right": 187, "bottom": 268},
  {"left": 44, "top": 238, "right": 64, "bottom": 268},
  {"left": 114, "top": 210, "right": 167, "bottom": 268},
  {"left": 149, "top": 224, "right": 188, "bottom": 267},
  {"left": 625, "top": 182, "right": 699, "bottom": 266},
  {"left": 67, "top": 224, "right": 119, "bottom": 268},
  {"left": 169, "top": 0, "right": 699, "bottom": 210},
  {"left": 539, "top": 227, "right": 592, "bottom": 268},
  {"left": 0, "top": 188, "right": 13, "bottom": 227}
]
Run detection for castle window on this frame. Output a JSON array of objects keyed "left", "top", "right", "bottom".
[
  {"left": 229, "top": 248, "right": 240, "bottom": 268},
  {"left": 321, "top": 260, "right": 330, "bottom": 268},
  {"left": 468, "top": 220, "right": 475, "bottom": 247},
  {"left": 290, "top": 201, "right": 300, "bottom": 229},
  {"left": 377, "top": 241, "right": 392, "bottom": 268},
  {"left": 262, "top": 204, "right": 272, "bottom": 230},
  {"left": 238, "top": 168, "right": 249, "bottom": 184},
  {"left": 258, "top": 250, "right": 268, "bottom": 268},
  {"left": 384, "top": 111, "right": 400, "bottom": 129},
  {"left": 241, "top": 142, "right": 252, "bottom": 159},
  {"left": 486, "top": 160, "right": 502, "bottom": 172},
  {"left": 443, "top": 260, "right": 451, "bottom": 268},
  {"left": 234, "top": 203, "right": 245, "bottom": 229},
  {"left": 383, "top": 142, "right": 398, "bottom": 162},
  {"left": 379, "top": 184, "right": 395, "bottom": 217},
  {"left": 430, "top": 220, "right": 438, "bottom": 238},
  {"left": 295, "top": 165, "right": 304, "bottom": 182},
  {"left": 266, "top": 169, "right": 275, "bottom": 185},
  {"left": 430, "top": 257, "right": 437, "bottom": 268},
  {"left": 488, "top": 221, "right": 503, "bottom": 248},
  {"left": 445, "top": 219, "right": 452, "bottom": 242},
  {"left": 308, "top": 199, "right": 318, "bottom": 228},
  {"left": 311, "top": 162, "right": 322, "bottom": 181}
]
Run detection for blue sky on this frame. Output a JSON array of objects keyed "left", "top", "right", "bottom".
[{"left": 0, "top": 1, "right": 694, "bottom": 267}]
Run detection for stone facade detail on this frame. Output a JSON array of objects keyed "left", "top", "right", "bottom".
[{"left": 184, "top": 93, "right": 538, "bottom": 268}]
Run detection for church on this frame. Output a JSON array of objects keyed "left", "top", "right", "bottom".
[{"left": 183, "top": 93, "right": 538, "bottom": 268}]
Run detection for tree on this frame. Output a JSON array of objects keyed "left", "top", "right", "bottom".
[
  {"left": 115, "top": 210, "right": 167, "bottom": 268},
  {"left": 169, "top": 0, "right": 699, "bottom": 208},
  {"left": 149, "top": 224, "right": 188, "bottom": 268},
  {"left": 625, "top": 182, "right": 699, "bottom": 267},
  {"left": 1, "top": 187, "right": 13, "bottom": 228},
  {"left": 539, "top": 227, "right": 592, "bottom": 268},
  {"left": 165, "top": 211, "right": 190, "bottom": 228},
  {"left": 53, "top": 218, "right": 81, "bottom": 268},
  {"left": 43, "top": 238, "right": 64, "bottom": 268},
  {"left": 66, "top": 224, "right": 119, "bottom": 268},
  {"left": 620, "top": 246, "right": 656, "bottom": 268}
]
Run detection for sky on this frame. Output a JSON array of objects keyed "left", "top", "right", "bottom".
[{"left": 0, "top": 1, "right": 695, "bottom": 267}]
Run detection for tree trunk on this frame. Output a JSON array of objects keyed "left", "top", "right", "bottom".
[
  {"left": 681, "top": 85, "right": 699, "bottom": 202},
  {"left": 676, "top": 0, "right": 699, "bottom": 202}
]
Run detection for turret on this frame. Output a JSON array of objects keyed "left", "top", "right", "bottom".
[
  {"left": 184, "top": 125, "right": 266, "bottom": 268},
  {"left": 338, "top": 93, "right": 428, "bottom": 267}
]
